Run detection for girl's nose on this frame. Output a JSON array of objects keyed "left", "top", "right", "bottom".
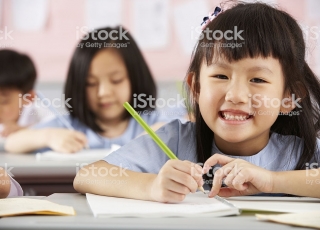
[
  {"left": 98, "top": 80, "right": 112, "bottom": 97},
  {"left": 225, "top": 82, "right": 250, "bottom": 104}
]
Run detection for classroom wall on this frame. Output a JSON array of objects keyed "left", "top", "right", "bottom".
[{"left": 0, "top": 0, "right": 320, "bottom": 82}]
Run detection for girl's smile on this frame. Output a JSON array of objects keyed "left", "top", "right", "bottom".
[{"left": 218, "top": 109, "right": 254, "bottom": 124}]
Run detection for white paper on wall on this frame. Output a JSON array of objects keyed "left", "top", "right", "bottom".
[
  {"left": 306, "top": 0, "right": 320, "bottom": 20},
  {"left": 173, "top": 0, "right": 208, "bottom": 55},
  {"left": 240, "top": 0, "right": 277, "bottom": 5},
  {"left": 12, "top": 0, "right": 48, "bottom": 31},
  {"left": 86, "top": 0, "right": 122, "bottom": 30},
  {"left": 132, "top": 0, "right": 169, "bottom": 50},
  {"left": 0, "top": 0, "right": 3, "bottom": 27}
]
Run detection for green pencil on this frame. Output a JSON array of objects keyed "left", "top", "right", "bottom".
[{"left": 123, "top": 102, "right": 205, "bottom": 194}]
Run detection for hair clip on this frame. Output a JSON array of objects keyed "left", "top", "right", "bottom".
[{"left": 200, "top": 6, "right": 222, "bottom": 30}]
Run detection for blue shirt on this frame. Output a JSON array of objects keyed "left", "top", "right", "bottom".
[
  {"left": 104, "top": 119, "right": 320, "bottom": 191},
  {"left": 32, "top": 111, "right": 173, "bottom": 152}
]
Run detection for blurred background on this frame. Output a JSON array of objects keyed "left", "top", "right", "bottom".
[{"left": 0, "top": 0, "right": 319, "bottom": 89}]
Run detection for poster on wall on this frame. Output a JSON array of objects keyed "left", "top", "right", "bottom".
[
  {"left": 133, "top": 0, "right": 169, "bottom": 50},
  {"left": 12, "top": 0, "right": 48, "bottom": 31},
  {"left": 86, "top": 0, "right": 122, "bottom": 30}
]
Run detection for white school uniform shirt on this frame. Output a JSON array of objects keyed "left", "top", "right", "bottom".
[{"left": 0, "top": 103, "right": 55, "bottom": 151}]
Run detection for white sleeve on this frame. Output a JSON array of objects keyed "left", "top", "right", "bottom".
[{"left": 7, "top": 175, "right": 23, "bottom": 197}]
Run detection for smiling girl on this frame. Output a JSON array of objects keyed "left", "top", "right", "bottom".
[{"left": 74, "top": 2, "right": 320, "bottom": 201}]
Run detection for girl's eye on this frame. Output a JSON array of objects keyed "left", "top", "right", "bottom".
[
  {"left": 250, "top": 78, "right": 267, "bottom": 83},
  {"left": 111, "top": 78, "right": 124, "bottom": 84},
  {"left": 213, "top": 75, "right": 228, "bottom": 80},
  {"left": 86, "top": 82, "right": 98, "bottom": 87}
]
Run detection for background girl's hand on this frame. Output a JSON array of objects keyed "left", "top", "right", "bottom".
[
  {"left": 203, "top": 154, "right": 275, "bottom": 197},
  {"left": 149, "top": 160, "right": 203, "bottom": 203},
  {"left": 0, "top": 123, "right": 24, "bottom": 137},
  {"left": 47, "top": 129, "right": 88, "bottom": 153}
]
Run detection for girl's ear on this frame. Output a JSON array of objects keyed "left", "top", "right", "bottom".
[
  {"left": 280, "top": 82, "right": 306, "bottom": 114},
  {"left": 186, "top": 72, "right": 199, "bottom": 103},
  {"left": 22, "top": 90, "right": 36, "bottom": 106},
  {"left": 280, "top": 93, "right": 296, "bottom": 114}
]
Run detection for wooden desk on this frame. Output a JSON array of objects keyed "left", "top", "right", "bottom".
[{"left": 0, "top": 153, "right": 94, "bottom": 196}]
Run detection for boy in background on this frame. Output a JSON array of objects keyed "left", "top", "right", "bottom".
[{"left": 0, "top": 49, "right": 54, "bottom": 151}]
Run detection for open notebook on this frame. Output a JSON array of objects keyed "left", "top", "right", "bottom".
[
  {"left": 0, "top": 198, "right": 75, "bottom": 217},
  {"left": 86, "top": 192, "right": 240, "bottom": 218}
]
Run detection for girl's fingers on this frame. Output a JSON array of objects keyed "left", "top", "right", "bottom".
[
  {"left": 218, "top": 184, "right": 259, "bottom": 197},
  {"left": 165, "top": 178, "right": 193, "bottom": 195},
  {"left": 203, "top": 154, "right": 234, "bottom": 174},
  {"left": 168, "top": 168, "right": 198, "bottom": 193},
  {"left": 171, "top": 161, "right": 203, "bottom": 187},
  {"left": 74, "top": 131, "right": 88, "bottom": 146},
  {"left": 232, "top": 169, "right": 249, "bottom": 191},
  {"left": 209, "top": 163, "right": 234, "bottom": 197},
  {"left": 161, "top": 190, "right": 187, "bottom": 203},
  {"left": 223, "top": 168, "right": 238, "bottom": 189}
]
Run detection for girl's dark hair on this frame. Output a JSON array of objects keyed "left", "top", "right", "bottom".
[
  {"left": 184, "top": 2, "right": 320, "bottom": 177},
  {"left": 65, "top": 26, "right": 157, "bottom": 133},
  {"left": 0, "top": 49, "right": 36, "bottom": 93}
]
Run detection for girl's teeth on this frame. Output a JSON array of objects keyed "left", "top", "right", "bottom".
[{"left": 223, "top": 112, "right": 248, "bottom": 121}]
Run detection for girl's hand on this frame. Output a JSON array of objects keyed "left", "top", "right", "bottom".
[
  {"left": 0, "top": 123, "right": 24, "bottom": 137},
  {"left": 203, "top": 154, "right": 275, "bottom": 197},
  {"left": 149, "top": 160, "right": 203, "bottom": 203},
  {"left": 47, "top": 129, "right": 88, "bottom": 153}
]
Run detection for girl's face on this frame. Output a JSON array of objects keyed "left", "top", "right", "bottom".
[
  {"left": 197, "top": 56, "right": 291, "bottom": 152},
  {"left": 86, "top": 49, "right": 131, "bottom": 124}
]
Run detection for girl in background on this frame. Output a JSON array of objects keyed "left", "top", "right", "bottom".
[{"left": 6, "top": 26, "right": 171, "bottom": 153}]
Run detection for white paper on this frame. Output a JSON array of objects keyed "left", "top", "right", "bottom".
[
  {"left": 227, "top": 196, "right": 320, "bottom": 202},
  {"left": 133, "top": 0, "right": 169, "bottom": 50},
  {"left": 86, "top": 0, "right": 122, "bottom": 29},
  {"left": 229, "top": 200, "right": 320, "bottom": 213},
  {"left": 36, "top": 145, "right": 120, "bottom": 161},
  {"left": 86, "top": 192, "right": 240, "bottom": 218},
  {"left": 173, "top": 0, "right": 208, "bottom": 55},
  {"left": 12, "top": 0, "right": 48, "bottom": 31},
  {"left": 241, "top": 0, "right": 277, "bottom": 5},
  {"left": 256, "top": 211, "right": 320, "bottom": 229},
  {"left": 306, "top": 0, "right": 320, "bottom": 20}
]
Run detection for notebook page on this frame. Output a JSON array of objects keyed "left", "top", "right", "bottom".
[
  {"left": 0, "top": 198, "right": 75, "bottom": 217},
  {"left": 229, "top": 200, "right": 320, "bottom": 213},
  {"left": 256, "top": 211, "right": 320, "bottom": 229},
  {"left": 227, "top": 196, "right": 320, "bottom": 202},
  {"left": 86, "top": 192, "right": 239, "bottom": 217}
]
